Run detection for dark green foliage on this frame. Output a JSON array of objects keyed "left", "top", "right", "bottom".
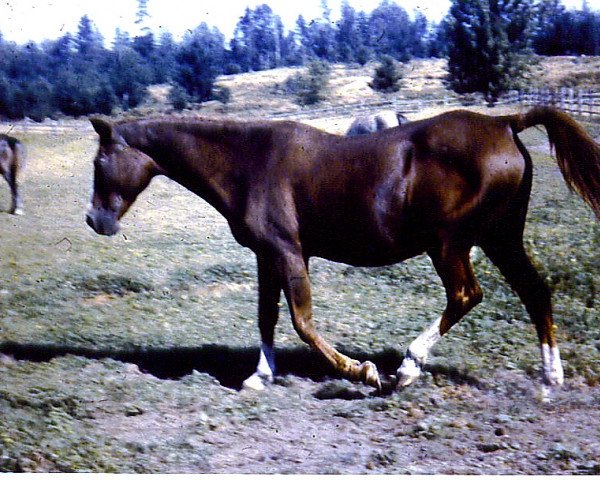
[
  {"left": 54, "top": 67, "right": 116, "bottom": 117},
  {"left": 173, "top": 23, "right": 225, "bottom": 103},
  {"left": 0, "top": 1, "right": 597, "bottom": 121},
  {"left": 429, "top": 19, "right": 452, "bottom": 58},
  {"left": 18, "top": 77, "right": 55, "bottom": 122},
  {"left": 230, "top": 4, "right": 285, "bottom": 72},
  {"left": 168, "top": 84, "right": 190, "bottom": 111},
  {"left": 213, "top": 86, "right": 232, "bottom": 105},
  {"left": 367, "top": 1, "right": 414, "bottom": 62},
  {"left": 369, "top": 55, "right": 403, "bottom": 93},
  {"left": 336, "top": 2, "right": 362, "bottom": 63},
  {"left": 446, "top": 0, "right": 535, "bottom": 103},
  {"left": 532, "top": 0, "right": 600, "bottom": 56},
  {"left": 152, "top": 32, "right": 177, "bottom": 83},
  {"left": 107, "top": 47, "right": 152, "bottom": 110},
  {"left": 0, "top": 15, "right": 157, "bottom": 119},
  {"left": 287, "top": 60, "right": 331, "bottom": 106}
]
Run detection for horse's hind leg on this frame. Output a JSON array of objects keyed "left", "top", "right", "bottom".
[
  {"left": 397, "top": 245, "right": 483, "bottom": 387},
  {"left": 8, "top": 172, "right": 23, "bottom": 215},
  {"left": 480, "top": 235, "right": 564, "bottom": 387},
  {"left": 243, "top": 257, "right": 281, "bottom": 390},
  {"left": 0, "top": 147, "right": 22, "bottom": 215}
]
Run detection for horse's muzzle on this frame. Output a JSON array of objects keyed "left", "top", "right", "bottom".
[{"left": 86, "top": 210, "right": 119, "bottom": 236}]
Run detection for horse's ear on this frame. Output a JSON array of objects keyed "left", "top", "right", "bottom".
[
  {"left": 90, "top": 117, "right": 112, "bottom": 141},
  {"left": 90, "top": 117, "right": 125, "bottom": 144}
]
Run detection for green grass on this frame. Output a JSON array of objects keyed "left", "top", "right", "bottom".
[
  {"left": 0, "top": 115, "right": 598, "bottom": 472},
  {"left": 1, "top": 122, "right": 598, "bottom": 379}
]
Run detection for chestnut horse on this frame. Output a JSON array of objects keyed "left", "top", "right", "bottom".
[
  {"left": 0, "top": 133, "right": 25, "bottom": 215},
  {"left": 86, "top": 107, "right": 600, "bottom": 392}
]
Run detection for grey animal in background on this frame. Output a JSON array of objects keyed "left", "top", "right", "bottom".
[
  {"left": 346, "top": 110, "right": 408, "bottom": 136},
  {"left": 0, "top": 134, "right": 25, "bottom": 215}
]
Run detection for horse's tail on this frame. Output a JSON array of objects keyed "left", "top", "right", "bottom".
[{"left": 507, "top": 106, "right": 600, "bottom": 219}]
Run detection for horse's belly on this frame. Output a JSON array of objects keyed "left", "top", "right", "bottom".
[{"left": 304, "top": 230, "right": 424, "bottom": 267}]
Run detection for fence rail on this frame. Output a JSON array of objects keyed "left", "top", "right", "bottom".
[
  {"left": 3, "top": 86, "right": 599, "bottom": 135},
  {"left": 504, "top": 88, "right": 600, "bottom": 118},
  {"left": 244, "top": 87, "right": 600, "bottom": 121}
]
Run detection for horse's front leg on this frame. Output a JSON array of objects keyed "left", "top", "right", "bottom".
[
  {"left": 243, "top": 256, "right": 281, "bottom": 390},
  {"left": 278, "top": 249, "right": 382, "bottom": 390}
]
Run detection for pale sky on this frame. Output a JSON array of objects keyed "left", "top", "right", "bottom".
[{"left": 0, "top": 0, "right": 595, "bottom": 46}]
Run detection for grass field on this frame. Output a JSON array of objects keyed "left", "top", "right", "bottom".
[{"left": 0, "top": 59, "right": 599, "bottom": 472}]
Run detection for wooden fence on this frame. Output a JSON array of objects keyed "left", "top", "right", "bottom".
[
  {"left": 3, "top": 86, "right": 598, "bottom": 135},
  {"left": 504, "top": 88, "right": 600, "bottom": 119},
  {"left": 263, "top": 87, "right": 600, "bottom": 121}
]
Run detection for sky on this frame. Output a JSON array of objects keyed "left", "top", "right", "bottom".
[{"left": 0, "top": 0, "right": 596, "bottom": 46}]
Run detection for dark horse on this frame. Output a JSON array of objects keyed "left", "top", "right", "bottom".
[
  {"left": 86, "top": 107, "right": 600, "bottom": 392},
  {"left": 0, "top": 133, "right": 25, "bottom": 215}
]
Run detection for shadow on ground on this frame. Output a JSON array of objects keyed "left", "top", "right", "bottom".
[{"left": 0, "top": 341, "right": 480, "bottom": 393}]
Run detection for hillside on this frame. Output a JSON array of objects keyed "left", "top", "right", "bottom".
[{"left": 143, "top": 56, "right": 600, "bottom": 126}]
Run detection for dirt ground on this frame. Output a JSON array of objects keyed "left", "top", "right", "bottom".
[
  {"left": 2, "top": 352, "right": 599, "bottom": 474},
  {"left": 0, "top": 111, "right": 599, "bottom": 474}
]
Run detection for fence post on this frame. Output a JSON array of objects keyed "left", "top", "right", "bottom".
[{"left": 568, "top": 88, "right": 574, "bottom": 114}]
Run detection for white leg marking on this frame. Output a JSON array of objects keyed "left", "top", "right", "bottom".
[
  {"left": 242, "top": 343, "right": 275, "bottom": 391},
  {"left": 541, "top": 343, "right": 564, "bottom": 386},
  {"left": 397, "top": 317, "right": 442, "bottom": 387}
]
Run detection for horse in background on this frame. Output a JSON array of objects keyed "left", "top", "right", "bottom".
[
  {"left": 0, "top": 134, "right": 25, "bottom": 215},
  {"left": 346, "top": 110, "right": 408, "bottom": 136}
]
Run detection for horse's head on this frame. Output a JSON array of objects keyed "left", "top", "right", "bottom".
[{"left": 86, "top": 118, "right": 160, "bottom": 236}]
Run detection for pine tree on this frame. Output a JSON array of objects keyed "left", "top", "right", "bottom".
[
  {"left": 230, "top": 5, "right": 285, "bottom": 72},
  {"left": 174, "top": 23, "right": 225, "bottom": 102},
  {"left": 75, "top": 15, "right": 104, "bottom": 58},
  {"left": 287, "top": 60, "right": 331, "bottom": 105},
  {"left": 446, "top": 0, "right": 534, "bottom": 103},
  {"left": 368, "top": 1, "right": 413, "bottom": 62},
  {"left": 369, "top": 55, "right": 403, "bottom": 93}
]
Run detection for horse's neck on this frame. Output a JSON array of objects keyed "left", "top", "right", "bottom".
[{"left": 123, "top": 120, "right": 249, "bottom": 217}]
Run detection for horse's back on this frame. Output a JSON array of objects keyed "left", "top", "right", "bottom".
[{"left": 339, "top": 110, "right": 526, "bottom": 234}]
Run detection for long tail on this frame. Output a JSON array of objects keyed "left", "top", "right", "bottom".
[{"left": 507, "top": 106, "right": 600, "bottom": 219}]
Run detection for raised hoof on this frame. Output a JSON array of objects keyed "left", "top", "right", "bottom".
[
  {"left": 396, "top": 357, "right": 422, "bottom": 389},
  {"left": 360, "top": 361, "right": 382, "bottom": 391},
  {"left": 242, "top": 372, "right": 273, "bottom": 391}
]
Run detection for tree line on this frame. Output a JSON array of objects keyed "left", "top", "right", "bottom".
[{"left": 0, "top": 0, "right": 598, "bottom": 121}]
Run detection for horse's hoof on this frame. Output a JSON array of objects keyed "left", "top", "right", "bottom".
[
  {"left": 10, "top": 208, "right": 23, "bottom": 216},
  {"left": 538, "top": 384, "right": 562, "bottom": 404},
  {"left": 242, "top": 372, "right": 273, "bottom": 391},
  {"left": 360, "top": 361, "right": 382, "bottom": 391},
  {"left": 396, "top": 357, "right": 421, "bottom": 389}
]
